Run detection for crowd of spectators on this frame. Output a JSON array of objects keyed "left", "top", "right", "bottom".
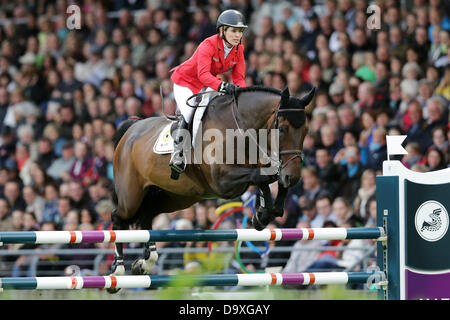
[{"left": 0, "top": 0, "right": 449, "bottom": 278}]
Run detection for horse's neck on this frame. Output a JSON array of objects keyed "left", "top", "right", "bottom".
[{"left": 236, "top": 92, "right": 280, "bottom": 130}]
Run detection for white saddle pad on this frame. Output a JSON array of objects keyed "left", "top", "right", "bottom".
[{"left": 153, "top": 123, "right": 174, "bottom": 154}]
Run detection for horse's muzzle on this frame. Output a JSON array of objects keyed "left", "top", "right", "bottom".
[{"left": 279, "top": 174, "right": 292, "bottom": 189}]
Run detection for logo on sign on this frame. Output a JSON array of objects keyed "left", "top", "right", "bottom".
[{"left": 415, "top": 201, "right": 449, "bottom": 242}]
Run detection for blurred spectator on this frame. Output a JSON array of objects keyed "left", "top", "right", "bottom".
[
  {"left": 2, "top": 180, "right": 26, "bottom": 212},
  {"left": 69, "top": 141, "right": 93, "bottom": 184},
  {"left": 314, "top": 194, "right": 338, "bottom": 227},
  {"left": 337, "top": 144, "right": 366, "bottom": 202},
  {"left": 402, "top": 142, "right": 423, "bottom": 169},
  {"left": 314, "top": 146, "right": 340, "bottom": 197},
  {"left": 366, "top": 127, "right": 387, "bottom": 173},
  {"left": 0, "top": 197, "right": 12, "bottom": 231},
  {"left": 298, "top": 166, "right": 327, "bottom": 204},
  {"left": 405, "top": 100, "right": 431, "bottom": 148},
  {"left": 47, "top": 141, "right": 76, "bottom": 182},
  {"left": 22, "top": 185, "right": 45, "bottom": 223},
  {"left": 95, "top": 199, "right": 114, "bottom": 230},
  {"left": 41, "top": 183, "right": 60, "bottom": 225},
  {"left": 424, "top": 146, "right": 447, "bottom": 171},
  {"left": 353, "top": 169, "right": 377, "bottom": 224},
  {"left": 305, "top": 220, "right": 372, "bottom": 272},
  {"left": 36, "top": 137, "right": 57, "bottom": 171},
  {"left": 283, "top": 221, "right": 322, "bottom": 273}
]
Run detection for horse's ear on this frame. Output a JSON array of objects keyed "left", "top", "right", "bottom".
[
  {"left": 301, "top": 87, "right": 316, "bottom": 108},
  {"left": 281, "top": 87, "right": 290, "bottom": 106}
]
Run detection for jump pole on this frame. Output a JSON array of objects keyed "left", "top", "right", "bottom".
[
  {"left": 0, "top": 272, "right": 381, "bottom": 290},
  {"left": 0, "top": 227, "right": 384, "bottom": 245}
]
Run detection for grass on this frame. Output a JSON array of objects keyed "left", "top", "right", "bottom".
[{"left": 0, "top": 285, "right": 379, "bottom": 300}]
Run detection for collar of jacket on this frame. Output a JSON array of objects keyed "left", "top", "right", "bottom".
[{"left": 216, "top": 33, "right": 239, "bottom": 55}]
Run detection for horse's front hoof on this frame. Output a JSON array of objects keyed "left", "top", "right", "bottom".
[
  {"left": 252, "top": 212, "right": 266, "bottom": 231},
  {"left": 131, "top": 259, "right": 144, "bottom": 275},
  {"left": 107, "top": 287, "right": 121, "bottom": 294},
  {"left": 107, "top": 259, "right": 125, "bottom": 294}
]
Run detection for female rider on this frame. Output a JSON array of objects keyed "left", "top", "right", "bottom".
[{"left": 169, "top": 9, "right": 248, "bottom": 177}]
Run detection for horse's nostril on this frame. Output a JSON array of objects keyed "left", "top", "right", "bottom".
[{"left": 282, "top": 174, "right": 291, "bottom": 187}]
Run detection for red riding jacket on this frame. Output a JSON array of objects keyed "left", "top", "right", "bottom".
[{"left": 171, "top": 34, "right": 246, "bottom": 93}]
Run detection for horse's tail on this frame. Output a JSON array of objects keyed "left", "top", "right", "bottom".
[{"left": 113, "top": 118, "right": 140, "bottom": 150}]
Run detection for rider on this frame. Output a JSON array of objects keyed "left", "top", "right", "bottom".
[{"left": 169, "top": 9, "right": 248, "bottom": 177}]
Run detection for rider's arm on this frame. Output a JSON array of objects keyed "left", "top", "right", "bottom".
[{"left": 197, "top": 41, "right": 222, "bottom": 91}]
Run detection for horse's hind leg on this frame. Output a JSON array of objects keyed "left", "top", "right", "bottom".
[
  {"left": 131, "top": 241, "right": 158, "bottom": 275},
  {"left": 130, "top": 191, "right": 159, "bottom": 275},
  {"left": 107, "top": 209, "right": 128, "bottom": 294}
]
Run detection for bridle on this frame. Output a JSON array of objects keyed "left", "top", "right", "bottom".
[
  {"left": 229, "top": 94, "right": 306, "bottom": 175},
  {"left": 272, "top": 107, "right": 306, "bottom": 172},
  {"left": 184, "top": 90, "right": 306, "bottom": 175}
]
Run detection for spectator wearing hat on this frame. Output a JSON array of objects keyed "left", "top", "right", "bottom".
[
  {"left": 302, "top": 10, "right": 321, "bottom": 54},
  {"left": 328, "top": 81, "right": 345, "bottom": 107}
]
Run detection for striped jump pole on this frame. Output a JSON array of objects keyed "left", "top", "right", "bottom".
[
  {"left": 0, "top": 272, "right": 382, "bottom": 290},
  {"left": 0, "top": 227, "right": 385, "bottom": 245}
]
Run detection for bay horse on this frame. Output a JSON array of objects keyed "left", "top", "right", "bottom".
[{"left": 109, "top": 85, "right": 315, "bottom": 292}]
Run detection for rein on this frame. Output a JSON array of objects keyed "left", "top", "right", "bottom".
[
  {"left": 230, "top": 93, "right": 306, "bottom": 173},
  {"left": 185, "top": 90, "right": 306, "bottom": 174}
]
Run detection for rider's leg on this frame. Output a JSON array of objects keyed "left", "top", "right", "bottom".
[{"left": 170, "top": 84, "right": 195, "bottom": 176}]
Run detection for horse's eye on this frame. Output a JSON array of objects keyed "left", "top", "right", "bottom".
[{"left": 279, "top": 126, "right": 287, "bottom": 134}]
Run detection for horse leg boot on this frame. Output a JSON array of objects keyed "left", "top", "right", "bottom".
[
  {"left": 169, "top": 115, "right": 189, "bottom": 180},
  {"left": 107, "top": 210, "right": 127, "bottom": 294},
  {"left": 252, "top": 185, "right": 276, "bottom": 231},
  {"left": 273, "top": 185, "right": 288, "bottom": 218},
  {"left": 131, "top": 242, "right": 158, "bottom": 275}
]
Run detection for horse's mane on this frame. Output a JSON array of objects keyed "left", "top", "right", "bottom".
[
  {"left": 207, "top": 85, "right": 281, "bottom": 106},
  {"left": 236, "top": 85, "right": 281, "bottom": 98}
]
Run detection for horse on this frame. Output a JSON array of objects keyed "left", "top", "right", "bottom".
[{"left": 108, "top": 85, "right": 315, "bottom": 292}]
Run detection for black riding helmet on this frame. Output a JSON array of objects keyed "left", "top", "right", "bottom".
[{"left": 216, "top": 9, "right": 248, "bottom": 31}]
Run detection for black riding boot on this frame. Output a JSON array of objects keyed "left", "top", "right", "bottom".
[{"left": 169, "top": 116, "right": 189, "bottom": 179}]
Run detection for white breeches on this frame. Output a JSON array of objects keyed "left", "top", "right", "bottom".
[{"left": 173, "top": 83, "right": 215, "bottom": 145}]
